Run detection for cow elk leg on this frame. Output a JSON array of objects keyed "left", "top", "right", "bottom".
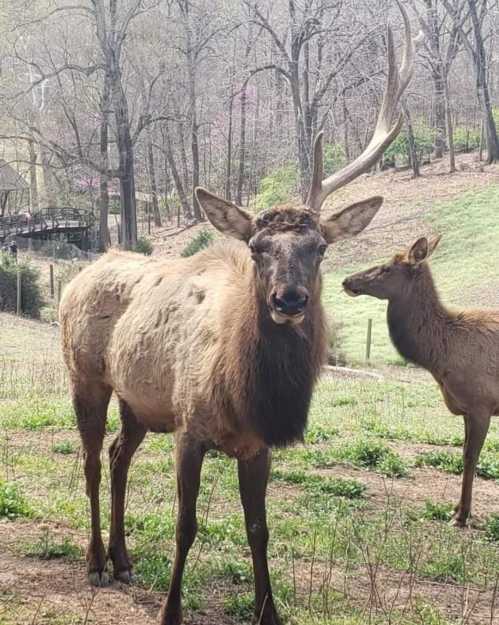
[
  {"left": 108, "top": 399, "right": 147, "bottom": 582},
  {"left": 452, "top": 413, "right": 491, "bottom": 527},
  {"left": 238, "top": 448, "right": 282, "bottom": 625},
  {"left": 159, "top": 433, "right": 206, "bottom": 625},
  {"left": 73, "top": 384, "right": 112, "bottom": 586}
]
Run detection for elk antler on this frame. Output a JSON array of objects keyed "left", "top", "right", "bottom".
[{"left": 306, "top": 0, "right": 420, "bottom": 212}]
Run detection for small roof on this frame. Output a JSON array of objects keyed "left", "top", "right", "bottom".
[{"left": 0, "top": 160, "right": 29, "bottom": 191}]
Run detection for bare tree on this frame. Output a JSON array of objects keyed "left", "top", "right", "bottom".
[{"left": 442, "top": 0, "right": 499, "bottom": 163}]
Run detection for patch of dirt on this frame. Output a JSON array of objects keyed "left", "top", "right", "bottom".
[
  {"left": 312, "top": 462, "right": 499, "bottom": 524},
  {"left": 0, "top": 521, "right": 238, "bottom": 625}
]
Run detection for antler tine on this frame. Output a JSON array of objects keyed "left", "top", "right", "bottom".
[{"left": 306, "top": 1, "right": 418, "bottom": 213}]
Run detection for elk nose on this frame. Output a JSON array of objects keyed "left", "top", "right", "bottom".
[{"left": 272, "top": 287, "right": 309, "bottom": 316}]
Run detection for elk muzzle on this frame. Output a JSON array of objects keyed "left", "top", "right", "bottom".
[
  {"left": 342, "top": 275, "right": 365, "bottom": 297},
  {"left": 270, "top": 286, "right": 309, "bottom": 325}
]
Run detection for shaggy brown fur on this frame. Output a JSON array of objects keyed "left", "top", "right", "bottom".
[
  {"left": 60, "top": 191, "right": 381, "bottom": 625},
  {"left": 343, "top": 236, "right": 499, "bottom": 527}
]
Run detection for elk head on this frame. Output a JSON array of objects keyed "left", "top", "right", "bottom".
[
  {"left": 196, "top": 1, "right": 418, "bottom": 326},
  {"left": 343, "top": 235, "right": 442, "bottom": 301}
]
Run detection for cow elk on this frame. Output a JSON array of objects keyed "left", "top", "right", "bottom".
[
  {"left": 343, "top": 236, "right": 498, "bottom": 526},
  {"left": 59, "top": 7, "right": 415, "bottom": 624}
]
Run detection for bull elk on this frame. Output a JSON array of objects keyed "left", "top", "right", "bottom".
[
  {"left": 343, "top": 236, "right": 497, "bottom": 527},
  {"left": 59, "top": 8, "right": 415, "bottom": 624}
]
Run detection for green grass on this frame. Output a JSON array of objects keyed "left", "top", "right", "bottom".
[
  {"left": 323, "top": 185, "right": 499, "bottom": 364},
  {"left": 0, "top": 480, "right": 31, "bottom": 519},
  {"left": 334, "top": 438, "right": 409, "bottom": 477},
  {"left": 22, "top": 531, "right": 82, "bottom": 560},
  {"left": 421, "top": 500, "right": 454, "bottom": 522},
  {"left": 485, "top": 514, "right": 499, "bottom": 542}
]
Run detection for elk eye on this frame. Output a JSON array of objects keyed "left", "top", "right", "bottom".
[{"left": 318, "top": 244, "right": 327, "bottom": 256}]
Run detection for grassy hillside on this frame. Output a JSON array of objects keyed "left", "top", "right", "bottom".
[{"left": 323, "top": 184, "right": 499, "bottom": 365}]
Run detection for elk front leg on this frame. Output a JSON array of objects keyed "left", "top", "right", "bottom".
[
  {"left": 452, "top": 413, "right": 491, "bottom": 527},
  {"left": 238, "top": 448, "right": 282, "bottom": 625},
  {"left": 159, "top": 433, "right": 206, "bottom": 625}
]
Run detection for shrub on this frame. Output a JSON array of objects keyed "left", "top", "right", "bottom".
[
  {"left": 24, "top": 531, "right": 81, "bottom": 560},
  {"left": 180, "top": 229, "right": 214, "bottom": 257},
  {"left": 323, "top": 143, "right": 346, "bottom": 172},
  {"left": 384, "top": 125, "right": 434, "bottom": 165},
  {"left": 254, "top": 164, "right": 298, "bottom": 210},
  {"left": 415, "top": 450, "right": 463, "bottom": 474},
  {"left": 485, "top": 514, "right": 499, "bottom": 542},
  {"left": 0, "top": 480, "right": 31, "bottom": 519},
  {"left": 421, "top": 500, "right": 454, "bottom": 522},
  {"left": 453, "top": 126, "right": 481, "bottom": 153},
  {"left": 337, "top": 439, "right": 409, "bottom": 477},
  {"left": 0, "top": 253, "right": 43, "bottom": 317},
  {"left": 134, "top": 237, "right": 153, "bottom": 256}
]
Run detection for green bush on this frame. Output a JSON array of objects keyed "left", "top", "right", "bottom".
[
  {"left": 254, "top": 164, "right": 298, "bottom": 210},
  {"left": 0, "top": 480, "right": 31, "bottom": 519},
  {"left": 337, "top": 439, "right": 409, "bottom": 477},
  {"left": 421, "top": 500, "right": 454, "bottom": 522},
  {"left": 0, "top": 253, "right": 43, "bottom": 317},
  {"left": 323, "top": 143, "right": 346, "bottom": 172},
  {"left": 180, "top": 229, "right": 214, "bottom": 257},
  {"left": 453, "top": 127, "right": 481, "bottom": 153},
  {"left": 134, "top": 237, "right": 153, "bottom": 256},
  {"left": 415, "top": 450, "right": 463, "bottom": 474},
  {"left": 485, "top": 514, "right": 499, "bottom": 542},
  {"left": 384, "top": 125, "right": 434, "bottom": 165}
]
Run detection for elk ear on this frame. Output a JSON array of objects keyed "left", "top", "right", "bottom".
[
  {"left": 195, "top": 187, "right": 253, "bottom": 241},
  {"left": 427, "top": 234, "right": 442, "bottom": 257},
  {"left": 320, "top": 196, "right": 383, "bottom": 244},
  {"left": 407, "top": 237, "right": 429, "bottom": 264}
]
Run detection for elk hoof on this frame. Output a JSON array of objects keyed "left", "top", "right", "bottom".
[
  {"left": 88, "top": 570, "right": 110, "bottom": 587},
  {"left": 115, "top": 569, "right": 135, "bottom": 584}
]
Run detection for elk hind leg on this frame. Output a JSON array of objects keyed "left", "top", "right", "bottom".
[
  {"left": 452, "top": 413, "right": 491, "bottom": 527},
  {"left": 73, "top": 382, "right": 112, "bottom": 586},
  {"left": 108, "top": 399, "right": 147, "bottom": 582}
]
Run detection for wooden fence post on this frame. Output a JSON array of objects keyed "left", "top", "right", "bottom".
[
  {"left": 57, "top": 280, "right": 62, "bottom": 308},
  {"left": 365, "top": 318, "right": 373, "bottom": 363},
  {"left": 49, "top": 264, "right": 54, "bottom": 298},
  {"left": 16, "top": 269, "right": 22, "bottom": 315}
]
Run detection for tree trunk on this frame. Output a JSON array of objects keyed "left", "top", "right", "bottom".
[
  {"left": 426, "top": 1, "right": 446, "bottom": 158},
  {"left": 443, "top": 77, "right": 456, "bottom": 173},
  {"left": 225, "top": 94, "right": 233, "bottom": 201},
  {"left": 113, "top": 79, "right": 137, "bottom": 249},
  {"left": 28, "top": 139, "right": 38, "bottom": 212},
  {"left": 164, "top": 125, "right": 192, "bottom": 221},
  {"left": 432, "top": 69, "right": 447, "bottom": 158},
  {"left": 403, "top": 104, "right": 420, "bottom": 177},
  {"left": 98, "top": 73, "right": 111, "bottom": 252},
  {"left": 236, "top": 84, "right": 248, "bottom": 205},
  {"left": 467, "top": 0, "right": 499, "bottom": 163},
  {"left": 147, "top": 133, "right": 161, "bottom": 227}
]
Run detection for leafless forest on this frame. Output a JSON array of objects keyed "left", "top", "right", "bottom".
[{"left": 1, "top": 0, "right": 498, "bottom": 251}]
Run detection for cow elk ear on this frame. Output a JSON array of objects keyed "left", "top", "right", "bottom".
[
  {"left": 428, "top": 234, "right": 442, "bottom": 257},
  {"left": 408, "top": 237, "right": 429, "bottom": 264},
  {"left": 195, "top": 187, "right": 253, "bottom": 241},
  {"left": 320, "top": 196, "right": 383, "bottom": 244}
]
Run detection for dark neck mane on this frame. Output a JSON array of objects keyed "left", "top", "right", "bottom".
[
  {"left": 221, "top": 266, "right": 326, "bottom": 448},
  {"left": 387, "top": 264, "right": 450, "bottom": 372}
]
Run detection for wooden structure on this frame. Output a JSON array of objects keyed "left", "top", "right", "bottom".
[{"left": 0, "top": 207, "right": 94, "bottom": 249}]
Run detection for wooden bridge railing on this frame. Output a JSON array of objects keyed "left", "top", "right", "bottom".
[{"left": 0, "top": 207, "right": 94, "bottom": 241}]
